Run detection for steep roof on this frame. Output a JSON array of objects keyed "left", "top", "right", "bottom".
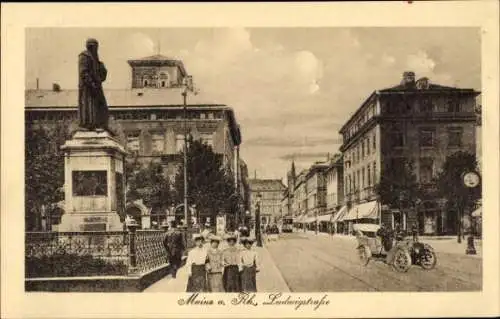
[
  {"left": 248, "top": 179, "right": 286, "bottom": 192},
  {"left": 25, "top": 88, "right": 221, "bottom": 108}
]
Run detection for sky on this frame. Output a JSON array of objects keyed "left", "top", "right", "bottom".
[{"left": 26, "top": 28, "right": 481, "bottom": 179}]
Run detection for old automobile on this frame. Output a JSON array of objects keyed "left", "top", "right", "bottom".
[{"left": 354, "top": 223, "right": 437, "bottom": 272}]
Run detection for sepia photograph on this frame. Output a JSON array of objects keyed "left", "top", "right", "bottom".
[
  {"left": 24, "top": 27, "right": 483, "bottom": 293},
  {"left": 2, "top": 2, "right": 499, "bottom": 319}
]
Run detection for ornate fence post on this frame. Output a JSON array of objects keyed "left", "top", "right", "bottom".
[{"left": 127, "top": 221, "right": 139, "bottom": 275}]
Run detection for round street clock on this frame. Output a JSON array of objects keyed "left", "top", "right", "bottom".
[{"left": 463, "top": 171, "right": 480, "bottom": 188}]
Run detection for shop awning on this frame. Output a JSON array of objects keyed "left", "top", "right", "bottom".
[
  {"left": 295, "top": 214, "right": 307, "bottom": 223},
  {"left": 343, "top": 201, "right": 379, "bottom": 221},
  {"left": 305, "top": 216, "right": 317, "bottom": 223},
  {"left": 332, "top": 206, "right": 348, "bottom": 223},
  {"left": 317, "top": 214, "right": 333, "bottom": 222},
  {"left": 472, "top": 207, "right": 482, "bottom": 217}
]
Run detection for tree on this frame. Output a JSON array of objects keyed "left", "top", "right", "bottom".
[
  {"left": 436, "top": 151, "right": 481, "bottom": 243},
  {"left": 374, "top": 158, "right": 426, "bottom": 229},
  {"left": 126, "top": 160, "right": 172, "bottom": 224},
  {"left": 25, "top": 121, "right": 72, "bottom": 231},
  {"left": 173, "top": 139, "right": 237, "bottom": 227},
  {"left": 375, "top": 158, "right": 423, "bottom": 210}
]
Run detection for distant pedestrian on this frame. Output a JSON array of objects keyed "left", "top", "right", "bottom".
[
  {"left": 411, "top": 223, "right": 419, "bottom": 242},
  {"left": 186, "top": 234, "right": 208, "bottom": 292},
  {"left": 163, "top": 220, "right": 185, "bottom": 279},
  {"left": 206, "top": 235, "right": 224, "bottom": 292},
  {"left": 222, "top": 233, "right": 241, "bottom": 292},
  {"left": 239, "top": 237, "right": 259, "bottom": 292}
]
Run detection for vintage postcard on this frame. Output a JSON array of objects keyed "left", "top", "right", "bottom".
[{"left": 2, "top": 2, "right": 499, "bottom": 318}]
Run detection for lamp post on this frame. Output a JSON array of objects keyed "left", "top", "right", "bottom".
[
  {"left": 255, "top": 192, "right": 263, "bottom": 247},
  {"left": 181, "top": 76, "right": 196, "bottom": 229}
]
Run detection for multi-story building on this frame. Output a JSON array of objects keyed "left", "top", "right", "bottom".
[
  {"left": 248, "top": 179, "right": 287, "bottom": 225},
  {"left": 305, "top": 162, "right": 329, "bottom": 222},
  {"left": 339, "top": 71, "right": 480, "bottom": 235},
  {"left": 25, "top": 54, "right": 244, "bottom": 226},
  {"left": 325, "top": 154, "right": 344, "bottom": 214},
  {"left": 292, "top": 170, "right": 308, "bottom": 220}
]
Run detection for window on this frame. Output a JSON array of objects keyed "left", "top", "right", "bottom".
[
  {"left": 208, "top": 112, "right": 214, "bottom": 119},
  {"left": 419, "top": 128, "right": 435, "bottom": 147},
  {"left": 126, "top": 132, "right": 140, "bottom": 154},
  {"left": 448, "top": 127, "right": 463, "bottom": 148},
  {"left": 150, "top": 113, "right": 157, "bottom": 120},
  {"left": 391, "top": 130, "right": 404, "bottom": 148},
  {"left": 352, "top": 173, "right": 356, "bottom": 191},
  {"left": 447, "top": 99, "right": 460, "bottom": 113},
  {"left": 373, "top": 133, "right": 376, "bottom": 153},
  {"left": 176, "top": 134, "right": 185, "bottom": 152},
  {"left": 159, "top": 72, "right": 169, "bottom": 88},
  {"left": 151, "top": 132, "right": 165, "bottom": 154},
  {"left": 420, "top": 158, "right": 434, "bottom": 184},
  {"left": 372, "top": 162, "right": 376, "bottom": 185},
  {"left": 200, "top": 113, "right": 206, "bottom": 119},
  {"left": 367, "top": 165, "right": 371, "bottom": 186},
  {"left": 419, "top": 98, "right": 434, "bottom": 113},
  {"left": 357, "top": 145, "right": 360, "bottom": 163},
  {"left": 361, "top": 140, "right": 365, "bottom": 159},
  {"left": 367, "top": 137, "right": 371, "bottom": 154},
  {"left": 200, "top": 133, "right": 214, "bottom": 147},
  {"left": 361, "top": 168, "right": 365, "bottom": 189},
  {"left": 357, "top": 170, "right": 360, "bottom": 191}
]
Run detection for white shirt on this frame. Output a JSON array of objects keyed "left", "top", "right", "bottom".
[
  {"left": 186, "top": 247, "right": 208, "bottom": 276},
  {"left": 239, "top": 249, "right": 260, "bottom": 271}
]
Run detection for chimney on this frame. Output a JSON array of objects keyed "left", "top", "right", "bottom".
[
  {"left": 254, "top": 170, "right": 257, "bottom": 179},
  {"left": 36, "top": 78, "right": 39, "bottom": 90},
  {"left": 401, "top": 71, "right": 416, "bottom": 87},
  {"left": 52, "top": 83, "right": 61, "bottom": 92}
]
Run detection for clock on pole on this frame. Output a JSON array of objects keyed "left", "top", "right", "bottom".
[{"left": 463, "top": 171, "right": 480, "bottom": 188}]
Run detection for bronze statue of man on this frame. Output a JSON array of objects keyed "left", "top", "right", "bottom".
[{"left": 78, "top": 38, "right": 108, "bottom": 131}]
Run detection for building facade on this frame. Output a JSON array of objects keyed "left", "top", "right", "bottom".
[
  {"left": 248, "top": 179, "right": 287, "bottom": 226},
  {"left": 339, "top": 71, "right": 480, "bottom": 235},
  {"left": 25, "top": 54, "right": 245, "bottom": 227},
  {"left": 325, "top": 154, "right": 344, "bottom": 215},
  {"left": 305, "top": 162, "right": 329, "bottom": 221}
]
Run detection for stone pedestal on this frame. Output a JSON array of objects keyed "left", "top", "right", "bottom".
[{"left": 58, "top": 130, "right": 127, "bottom": 232}]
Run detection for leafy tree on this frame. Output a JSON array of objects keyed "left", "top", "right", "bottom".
[
  {"left": 126, "top": 160, "right": 172, "bottom": 221},
  {"left": 374, "top": 158, "right": 423, "bottom": 210},
  {"left": 173, "top": 139, "right": 238, "bottom": 227},
  {"left": 25, "top": 121, "right": 72, "bottom": 231},
  {"left": 436, "top": 151, "right": 481, "bottom": 242}
]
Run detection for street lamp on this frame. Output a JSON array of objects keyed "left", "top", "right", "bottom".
[
  {"left": 255, "top": 192, "right": 263, "bottom": 247},
  {"left": 181, "top": 75, "right": 197, "bottom": 229}
]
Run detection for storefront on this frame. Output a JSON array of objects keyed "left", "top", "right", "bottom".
[
  {"left": 331, "top": 205, "right": 348, "bottom": 235},
  {"left": 343, "top": 200, "right": 380, "bottom": 235}
]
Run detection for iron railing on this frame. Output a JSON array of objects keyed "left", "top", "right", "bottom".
[{"left": 26, "top": 227, "right": 198, "bottom": 278}]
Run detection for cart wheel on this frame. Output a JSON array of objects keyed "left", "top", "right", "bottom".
[
  {"left": 358, "top": 246, "right": 370, "bottom": 266},
  {"left": 420, "top": 248, "right": 437, "bottom": 270},
  {"left": 392, "top": 248, "right": 412, "bottom": 273}
]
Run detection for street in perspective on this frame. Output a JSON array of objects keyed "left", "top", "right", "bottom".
[{"left": 24, "top": 27, "right": 482, "bottom": 293}]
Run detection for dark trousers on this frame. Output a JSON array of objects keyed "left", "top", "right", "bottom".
[{"left": 168, "top": 253, "right": 182, "bottom": 278}]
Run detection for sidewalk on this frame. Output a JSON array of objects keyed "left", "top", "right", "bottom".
[{"left": 144, "top": 244, "right": 289, "bottom": 292}]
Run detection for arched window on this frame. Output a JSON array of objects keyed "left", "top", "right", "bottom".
[{"left": 159, "top": 72, "right": 169, "bottom": 88}]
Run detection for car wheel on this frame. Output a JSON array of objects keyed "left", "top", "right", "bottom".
[
  {"left": 392, "top": 248, "right": 412, "bottom": 273},
  {"left": 420, "top": 248, "right": 437, "bottom": 270}
]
